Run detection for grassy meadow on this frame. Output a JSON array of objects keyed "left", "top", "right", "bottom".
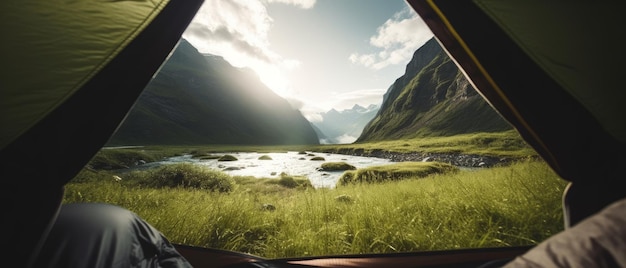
[
  {"left": 315, "top": 130, "right": 536, "bottom": 157},
  {"left": 67, "top": 133, "right": 568, "bottom": 258}
]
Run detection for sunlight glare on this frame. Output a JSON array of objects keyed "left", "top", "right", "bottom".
[{"left": 252, "top": 61, "right": 296, "bottom": 99}]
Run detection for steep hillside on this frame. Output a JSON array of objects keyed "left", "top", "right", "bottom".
[
  {"left": 358, "top": 38, "right": 512, "bottom": 142},
  {"left": 107, "top": 39, "right": 319, "bottom": 146}
]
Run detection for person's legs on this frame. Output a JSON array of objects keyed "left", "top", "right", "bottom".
[{"left": 33, "top": 203, "right": 192, "bottom": 268}]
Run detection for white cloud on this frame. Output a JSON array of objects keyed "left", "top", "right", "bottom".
[
  {"left": 335, "top": 134, "right": 358, "bottom": 144},
  {"left": 349, "top": 8, "right": 433, "bottom": 70},
  {"left": 183, "top": 0, "right": 274, "bottom": 63},
  {"left": 299, "top": 104, "right": 325, "bottom": 122},
  {"left": 182, "top": 0, "right": 312, "bottom": 97},
  {"left": 319, "top": 138, "right": 332, "bottom": 144},
  {"left": 319, "top": 135, "right": 359, "bottom": 144},
  {"left": 348, "top": 53, "right": 375, "bottom": 67},
  {"left": 266, "top": 0, "right": 316, "bottom": 9}
]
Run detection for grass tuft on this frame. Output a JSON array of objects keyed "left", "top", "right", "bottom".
[
  {"left": 128, "top": 163, "right": 235, "bottom": 192},
  {"left": 320, "top": 162, "right": 356, "bottom": 171},
  {"left": 337, "top": 161, "right": 458, "bottom": 186}
]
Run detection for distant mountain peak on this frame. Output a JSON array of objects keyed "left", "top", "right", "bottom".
[
  {"left": 351, "top": 104, "right": 365, "bottom": 110},
  {"left": 342, "top": 103, "right": 379, "bottom": 114},
  {"left": 310, "top": 104, "right": 380, "bottom": 144},
  {"left": 327, "top": 108, "right": 340, "bottom": 115},
  {"left": 366, "top": 104, "right": 379, "bottom": 110}
]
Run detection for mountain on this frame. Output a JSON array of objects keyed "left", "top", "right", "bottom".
[
  {"left": 357, "top": 38, "right": 512, "bottom": 142},
  {"left": 107, "top": 39, "right": 319, "bottom": 146},
  {"left": 311, "top": 104, "right": 379, "bottom": 144}
]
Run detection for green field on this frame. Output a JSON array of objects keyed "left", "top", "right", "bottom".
[{"left": 67, "top": 133, "right": 567, "bottom": 258}]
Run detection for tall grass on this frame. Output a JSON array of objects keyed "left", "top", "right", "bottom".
[{"left": 64, "top": 159, "right": 566, "bottom": 258}]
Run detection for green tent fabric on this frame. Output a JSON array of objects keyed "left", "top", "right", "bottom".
[
  {"left": 0, "top": 0, "right": 203, "bottom": 188},
  {"left": 407, "top": 0, "right": 626, "bottom": 228},
  {"left": 2, "top": 0, "right": 170, "bottom": 151},
  {"left": 474, "top": 1, "right": 625, "bottom": 145},
  {"left": 0, "top": 0, "right": 203, "bottom": 266}
]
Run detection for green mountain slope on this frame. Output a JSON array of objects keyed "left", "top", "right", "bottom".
[
  {"left": 357, "top": 38, "right": 512, "bottom": 142},
  {"left": 107, "top": 39, "right": 319, "bottom": 146}
]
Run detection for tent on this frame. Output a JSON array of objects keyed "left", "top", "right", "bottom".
[
  {"left": 0, "top": 0, "right": 203, "bottom": 266},
  {"left": 406, "top": 0, "right": 626, "bottom": 228},
  {"left": 2, "top": 0, "right": 625, "bottom": 267}
]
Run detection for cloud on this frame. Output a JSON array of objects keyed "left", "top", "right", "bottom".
[
  {"left": 183, "top": 0, "right": 315, "bottom": 64},
  {"left": 318, "top": 134, "right": 356, "bottom": 145},
  {"left": 266, "top": 0, "right": 316, "bottom": 9},
  {"left": 335, "top": 134, "right": 358, "bottom": 144},
  {"left": 299, "top": 104, "right": 325, "bottom": 123},
  {"left": 183, "top": 0, "right": 277, "bottom": 65},
  {"left": 182, "top": 0, "right": 313, "bottom": 97},
  {"left": 349, "top": 8, "right": 433, "bottom": 70}
]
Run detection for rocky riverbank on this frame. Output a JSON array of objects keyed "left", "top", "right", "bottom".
[{"left": 323, "top": 148, "right": 533, "bottom": 168}]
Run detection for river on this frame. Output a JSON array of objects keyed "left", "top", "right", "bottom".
[{"left": 156, "top": 151, "right": 392, "bottom": 188}]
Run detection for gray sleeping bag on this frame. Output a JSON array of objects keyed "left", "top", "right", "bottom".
[
  {"left": 33, "top": 203, "right": 192, "bottom": 268},
  {"left": 504, "top": 197, "right": 626, "bottom": 267}
]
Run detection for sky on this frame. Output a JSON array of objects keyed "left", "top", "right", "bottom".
[{"left": 182, "top": 0, "right": 434, "bottom": 122}]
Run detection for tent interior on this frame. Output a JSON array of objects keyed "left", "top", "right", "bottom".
[{"left": 1, "top": 0, "right": 625, "bottom": 267}]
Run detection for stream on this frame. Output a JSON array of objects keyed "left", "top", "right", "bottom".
[{"left": 154, "top": 151, "right": 392, "bottom": 188}]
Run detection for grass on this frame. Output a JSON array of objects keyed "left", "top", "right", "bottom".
[
  {"left": 320, "top": 162, "right": 356, "bottom": 171},
  {"left": 337, "top": 161, "right": 458, "bottom": 185},
  {"left": 133, "top": 163, "right": 235, "bottom": 192},
  {"left": 65, "top": 157, "right": 567, "bottom": 258},
  {"left": 319, "top": 130, "right": 535, "bottom": 158}
]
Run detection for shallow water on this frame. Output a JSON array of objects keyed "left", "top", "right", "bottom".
[{"left": 159, "top": 151, "right": 392, "bottom": 188}]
